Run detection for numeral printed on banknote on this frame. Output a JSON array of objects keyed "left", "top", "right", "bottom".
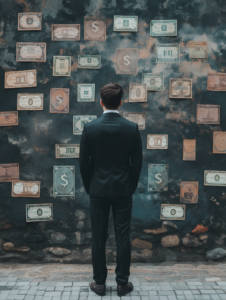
[
  {"left": 196, "top": 104, "right": 220, "bottom": 124},
  {"left": 26, "top": 204, "right": 53, "bottom": 222},
  {"left": 16, "top": 43, "right": 46, "bottom": 62},
  {"left": 18, "top": 13, "right": 42, "bottom": 31},
  {"left": 73, "top": 115, "right": 97, "bottom": 135},
  {"left": 53, "top": 56, "right": 71, "bottom": 76},
  {"left": 78, "top": 55, "right": 101, "bottom": 69},
  {"left": 5, "top": 70, "right": 37, "bottom": 89},
  {"left": 84, "top": 16, "right": 106, "bottom": 41},
  {"left": 0, "top": 164, "right": 19, "bottom": 182},
  {"left": 160, "top": 204, "right": 186, "bottom": 220},
  {"left": 114, "top": 15, "right": 138, "bottom": 32},
  {"left": 0, "top": 112, "right": 18, "bottom": 126},
  {"left": 12, "top": 181, "right": 41, "bottom": 198},
  {"left": 50, "top": 88, "right": 69, "bottom": 113},
  {"left": 180, "top": 181, "right": 199, "bottom": 204},
  {"left": 55, "top": 144, "right": 80, "bottom": 158},
  {"left": 52, "top": 24, "right": 80, "bottom": 41},
  {"left": 207, "top": 73, "right": 226, "bottom": 91},
  {"left": 156, "top": 43, "right": 180, "bottom": 63},
  {"left": 189, "top": 42, "right": 208, "bottom": 58},
  {"left": 150, "top": 20, "right": 177, "bottom": 36},
  {"left": 213, "top": 132, "right": 226, "bottom": 154},
  {"left": 142, "top": 74, "right": 164, "bottom": 91},
  {"left": 129, "top": 83, "right": 147, "bottom": 102},
  {"left": 147, "top": 135, "right": 168, "bottom": 149},
  {"left": 17, "top": 94, "right": 44, "bottom": 110},
  {"left": 148, "top": 164, "right": 169, "bottom": 192},
  {"left": 53, "top": 166, "right": 75, "bottom": 197},
  {"left": 77, "top": 84, "right": 95, "bottom": 102},
  {"left": 204, "top": 170, "right": 226, "bottom": 186},
  {"left": 123, "top": 112, "right": 145, "bottom": 130},
  {"left": 116, "top": 48, "right": 138, "bottom": 74},
  {"left": 169, "top": 78, "right": 192, "bottom": 99}
]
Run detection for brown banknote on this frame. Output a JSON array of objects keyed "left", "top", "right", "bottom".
[
  {"left": 0, "top": 164, "right": 19, "bottom": 182},
  {"left": 207, "top": 73, "right": 226, "bottom": 91},
  {"left": 50, "top": 88, "right": 69, "bottom": 113},
  {"left": 12, "top": 181, "right": 41, "bottom": 198},
  {"left": 180, "top": 181, "right": 199, "bottom": 204},
  {"left": 84, "top": 16, "right": 106, "bottom": 41},
  {"left": 213, "top": 132, "right": 226, "bottom": 154},
  {"left": 52, "top": 24, "right": 80, "bottom": 41},
  {"left": 183, "top": 139, "right": 196, "bottom": 161},
  {"left": 196, "top": 104, "right": 220, "bottom": 124},
  {"left": 5, "top": 70, "right": 37, "bottom": 89},
  {"left": 0, "top": 112, "right": 18, "bottom": 126}
]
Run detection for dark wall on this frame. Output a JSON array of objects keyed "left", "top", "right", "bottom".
[{"left": 0, "top": 0, "right": 226, "bottom": 263}]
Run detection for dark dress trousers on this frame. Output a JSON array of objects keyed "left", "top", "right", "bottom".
[{"left": 79, "top": 112, "right": 143, "bottom": 285}]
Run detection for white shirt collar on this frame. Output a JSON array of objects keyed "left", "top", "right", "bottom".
[{"left": 103, "top": 110, "right": 119, "bottom": 114}]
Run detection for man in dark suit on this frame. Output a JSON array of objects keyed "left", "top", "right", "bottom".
[{"left": 79, "top": 83, "right": 143, "bottom": 297}]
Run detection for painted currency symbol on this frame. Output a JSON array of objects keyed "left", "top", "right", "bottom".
[
  {"left": 56, "top": 94, "right": 63, "bottom": 105},
  {"left": 155, "top": 173, "right": 162, "bottom": 184},
  {"left": 123, "top": 55, "right": 130, "bottom": 67},
  {"left": 61, "top": 174, "right": 68, "bottom": 187},
  {"left": 92, "top": 22, "right": 99, "bottom": 33}
]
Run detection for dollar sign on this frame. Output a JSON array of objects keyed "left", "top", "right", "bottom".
[
  {"left": 155, "top": 173, "right": 162, "bottom": 184},
  {"left": 61, "top": 174, "right": 68, "bottom": 187},
  {"left": 124, "top": 55, "right": 131, "bottom": 67},
  {"left": 92, "top": 21, "right": 99, "bottom": 33},
  {"left": 56, "top": 94, "right": 63, "bottom": 105}
]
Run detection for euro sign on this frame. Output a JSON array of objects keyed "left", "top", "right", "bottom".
[
  {"left": 56, "top": 94, "right": 63, "bottom": 105},
  {"left": 92, "top": 22, "right": 99, "bottom": 33},
  {"left": 123, "top": 55, "right": 130, "bottom": 67},
  {"left": 155, "top": 173, "right": 162, "bottom": 184},
  {"left": 61, "top": 174, "right": 68, "bottom": 187}
]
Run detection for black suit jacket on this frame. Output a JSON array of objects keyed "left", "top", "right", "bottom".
[{"left": 79, "top": 112, "right": 143, "bottom": 197}]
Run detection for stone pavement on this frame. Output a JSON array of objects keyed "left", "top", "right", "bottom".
[{"left": 0, "top": 263, "right": 226, "bottom": 299}]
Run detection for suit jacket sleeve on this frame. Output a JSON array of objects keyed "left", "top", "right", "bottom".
[
  {"left": 79, "top": 125, "right": 91, "bottom": 194},
  {"left": 130, "top": 124, "right": 143, "bottom": 193}
]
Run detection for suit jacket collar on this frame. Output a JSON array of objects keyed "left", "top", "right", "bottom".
[{"left": 102, "top": 112, "right": 121, "bottom": 118}]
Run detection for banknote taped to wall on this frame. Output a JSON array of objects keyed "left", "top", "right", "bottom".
[
  {"left": 26, "top": 204, "right": 53, "bottom": 222},
  {"left": 122, "top": 112, "right": 145, "bottom": 130},
  {"left": 16, "top": 42, "right": 46, "bottom": 62},
  {"left": 0, "top": 164, "right": 19, "bottom": 182},
  {"left": 18, "top": 13, "right": 42, "bottom": 31},
  {"left": 213, "top": 132, "right": 226, "bottom": 154},
  {"left": 129, "top": 83, "right": 147, "bottom": 102},
  {"left": 147, "top": 135, "right": 168, "bottom": 149},
  {"left": 5, "top": 70, "right": 37, "bottom": 89},
  {"left": 73, "top": 115, "right": 97, "bottom": 135},
  {"left": 52, "top": 24, "right": 80, "bottom": 41},
  {"left": 17, "top": 94, "right": 44, "bottom": 110},
  {"left": 53, "top": 166, "right": 75, "bottom": 197},
  {"left": 116, "top": 48, "right": 138, "bottom": 74},
  {"left": 183, "top": 139, "right": 196, "bottom": 161},
  {"left": 50, "top": 88, "right": 69, "bottom": 113},
  {"left": 12, "top": 181, "right": 41, "bottom": 198},
  {"left": 113, "top": 15, "right": 138, "bottom": 32},
  {"left": 84, "top": 16, "right": 106, "bottom": 41},
  {"left": 148, "top": 164, "right": 169, "bottom": 191},
  {"left": 169, "top": 79, "right": 192, "bottom": 99},
  {"left": 196, "top": 104, "right": 220, "bottom": 124},
  {"left": 160, "top": 204, "right": 186, "bottom": 220},
  {"left": 207, "top": 73, "right": 226, "bottom": 91},
  {"left": 0, "top": 112, "right": 18, "bottom": 126},
  {"left": 180, "top": 181, "right": 199, "bottom": 204},
  {"left": 204, "top": 170, "right": 226, "bottom": 186}
]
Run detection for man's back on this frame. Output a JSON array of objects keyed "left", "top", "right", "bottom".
[{"left": 79, "top": 112, "right": 142, "bottom": 197}]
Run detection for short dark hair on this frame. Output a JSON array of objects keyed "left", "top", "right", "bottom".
[{"left": 100, "top": 83, "right": 123, "bottom": 109}]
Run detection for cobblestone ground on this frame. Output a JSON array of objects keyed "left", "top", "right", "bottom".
[{"left": 0, "top": 263, "right": 226, "bottom": 300}]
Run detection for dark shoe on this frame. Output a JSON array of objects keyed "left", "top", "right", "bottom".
[
  {"left": 90, "top": 281, "right": 106, "bottom": 296},
  {"left": 117, "top": 282, "right": 133, "bottom": 296}
]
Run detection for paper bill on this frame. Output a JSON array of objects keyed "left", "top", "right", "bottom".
[
  {"left": 52, "top": 24, "right": 80, "bottom": 41},
  {"left": 73, "top": 115, "right": 97, "bottom": 135},
  {"left": 156, "top": 43, "right": 180, "bottom": 63},
  {"left": 55, "top": 144, "right": 80, "bottom": 158},
  {"left": 189, "top": 42, "right": 207, "bottom": 58},
  {"left": 53, "top": 56, "right": 71, "bottom": 76},
  {"left": 50, "top": 88, "right": 69, "bottom": 113},
  {"left": 147, "top": 134, "right": 168, "bottom": 149},
  {"left": 123, "top": 112, "right": 145, "bottom": 130},
  {"left": 78, "top": 55, "right": 101, "bottom": 69},
  {"left": 12, "top": 181, "right": 40, "bottom": 198},
  {"left": 26, "top": 204, "right": 53, "bottom": 222},
  {"left": 204, "top": 171, "right": 226, "bottom": 186},
  {"left": 114, "top": 15, "right": 138, "bottom": 32},
  {"left": 150, "top": 20, "right": 177, "bottom": 36},
  {"left": 180, "top": 181, "right": 199, "bottom": 204},
  {"left": 18, "top": 13, "right": 42, "bottom": 31},
  {"left": 142, "top": 73, "right": 164, "bottom": 91},
  {"left": 0, "top": 164, "right": 19, "bottom": 182},
  {"left": 169, "top": 78, "right": 192, "bottom": 99},
  {"left": 116, "top": 48, "right": 138, "bottom": 74},
  {"left": 207, "top": 73, "right": 226, "bottom": 91},
  {"left": 129, "top": 83, "right": 147, "bottom": 102},
  {"left": 84, "top": 16, "right": 106, "bottom": 41},
  {"left": 183, "top": 139, "right": 196, "bottom": 161},
  {"left": 0, "top": 112, "right": 18, "bottom": 126},
  {"left": 160, "top": 204, "right": 186, "bottom": 220},
  {"left": 17, "top": 94, "right": 43, "bottom": 110},
  {"left": 53, "top": 166, "right": 75, "bottom": 197},
  {"left": 213, "top": 132, "right": 226, "bottom": 154},
  {"left": 196, "top": 104, "right": 220, "bottom": 124},
  {"left": 148, "top": 164, "right": 169, "bottom": 191},
  {"left": 16, "top": 42, "right": 46, "bottom": 62},
  {"left": 77, "top": 84, "right": 95, "bottom": 102},
  {"left": 5, "top": 70, "right": 37, "bottom": 89}
]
